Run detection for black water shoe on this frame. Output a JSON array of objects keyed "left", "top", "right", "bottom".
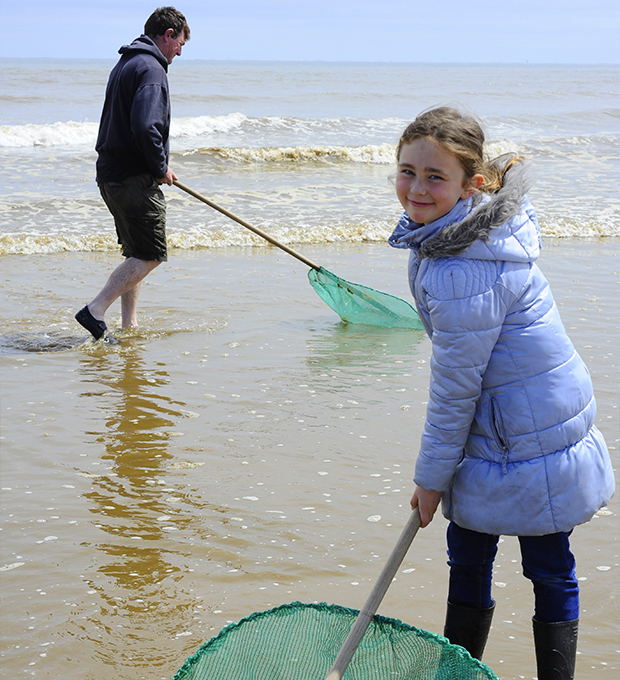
[{"left": 75, "top": 306, "right": 107, "bottom": 340}]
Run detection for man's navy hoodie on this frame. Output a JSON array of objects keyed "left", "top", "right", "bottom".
[{"left": 96, "top": 35, "right": 170, "bottom": 184}]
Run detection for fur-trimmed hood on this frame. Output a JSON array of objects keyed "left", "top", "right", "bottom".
[{"left": 389, "top": 161, "right": 541, "bottom": 262}]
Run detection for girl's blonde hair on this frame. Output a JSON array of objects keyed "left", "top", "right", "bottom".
[{"left": 397, "top": 106, "right": 521, "bottom": 194}]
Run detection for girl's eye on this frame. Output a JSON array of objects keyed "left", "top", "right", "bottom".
[{"left": 429, "top": 174, "right": 444, "bottom": 181}]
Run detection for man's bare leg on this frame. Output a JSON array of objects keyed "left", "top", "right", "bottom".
[
  {"left": 87, "top": 257, "right": 161, "bottom": 324},
  {"left": 120, "top": 280, "right": 142, "bottom": 328}
]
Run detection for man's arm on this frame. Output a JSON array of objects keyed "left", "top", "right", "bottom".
[{"left": 131, "top": 82, "right": 170, "bottom": 180}]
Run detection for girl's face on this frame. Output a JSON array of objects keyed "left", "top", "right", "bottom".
[{"left": 396, "top": 138, "right": 483, "bottom": 225}]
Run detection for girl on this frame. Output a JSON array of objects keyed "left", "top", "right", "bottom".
[{"left": 388, "top": 106, "right": 615, "bottom": 679}]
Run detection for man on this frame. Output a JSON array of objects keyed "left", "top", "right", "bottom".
[{"left": 75, "top": 6, "right": 190, "bottom": 340}]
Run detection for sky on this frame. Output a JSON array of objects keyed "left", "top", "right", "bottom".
[{"left": 2, "top": 0, "right": 619, "bottom": 63}]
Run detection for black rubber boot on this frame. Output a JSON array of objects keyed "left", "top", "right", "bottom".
[
  {"left": 532, "top": 618, "right": 578, "bottom": 679},
  {"left": 443, "top": 599, "right": 495, "bottom": 660}
]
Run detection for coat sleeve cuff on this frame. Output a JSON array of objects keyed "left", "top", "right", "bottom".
[{"left": 414, "top": 449, "right": 459, "bottom": 492}]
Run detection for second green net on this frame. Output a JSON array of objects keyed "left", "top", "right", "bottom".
[{"left": 308, "top": 267, "right": 423, "bottom": 330}]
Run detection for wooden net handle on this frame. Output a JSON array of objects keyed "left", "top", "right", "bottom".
[{"left": 324, "top": 508, "right": 422, "bottom": 680}]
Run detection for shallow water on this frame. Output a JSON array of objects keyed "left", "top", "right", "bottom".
[{"left": 1, "top": 241, "right": 618, "bottom": 679}]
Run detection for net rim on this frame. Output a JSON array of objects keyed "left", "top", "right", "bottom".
[
  {"left": 314, "top": 267, "right": 416, "bottom": 305},
  {"left": 173, "top": 600, "right": 500, "bottom": 680}
]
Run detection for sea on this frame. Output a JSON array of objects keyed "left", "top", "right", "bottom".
[
  {"left": 0, "top": 59, "right": 618, "bottom": 680},
  {"left": 1, "top": 60, "right": 619, "bottom": 254}
]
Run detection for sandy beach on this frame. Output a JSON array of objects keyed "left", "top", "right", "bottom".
[{"left": 0, "top": 238, "right": 617, "bottom": 680}]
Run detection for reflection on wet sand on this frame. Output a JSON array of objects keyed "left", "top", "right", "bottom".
[
  {"left": 72, "top": 345, "right": 205, "bottom": 666},
  {"left": 307, "top": 321, "right": 426, "bottom": 373},
  {"left": 65, "top": 338, "right": 286, "bottom": 671}
]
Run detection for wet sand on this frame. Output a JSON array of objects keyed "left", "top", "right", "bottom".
[{"left": 1, "top": 240, "right": 618, "bottom": 679}]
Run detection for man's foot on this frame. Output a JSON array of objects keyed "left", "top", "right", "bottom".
[{"left": 75, "top": 306, "right": 107, "bottom": 340}]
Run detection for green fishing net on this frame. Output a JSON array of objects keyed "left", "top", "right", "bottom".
[
  {"left": 173, "top": 602, "right": 500, "bottom": 680},
  {"left": 308, "top": 267, "right": 423, "bottom": 330}
]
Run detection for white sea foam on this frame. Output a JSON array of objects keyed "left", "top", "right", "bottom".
[
  {"left": 0, "top": 121, "right": 98, "bottom": 148},
  {"left": 194, "top": 142, "right": 395, "bottom": 164},
  {"left": 485, "top": 139, "right": 522, "bottom": 158},
  {"left": 0, "top": 113, "right": 248, "bottom": 148},
  {"left": 171, "top": 112, "right": 248, "bottom": 137},
  {"left": 0, "top": 562, "right": 25, "bottom": 572},
  {"left": 0, "top": 115, "right": 396, "bottom": 167}
]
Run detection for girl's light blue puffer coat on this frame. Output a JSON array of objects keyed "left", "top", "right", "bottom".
[{"left": 389, "top": 163, "right": 615, "bottom": 535}]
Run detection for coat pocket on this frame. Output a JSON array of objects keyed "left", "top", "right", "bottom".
[{"left": 490, "top": 397, "right": 510, "bottom": 474}]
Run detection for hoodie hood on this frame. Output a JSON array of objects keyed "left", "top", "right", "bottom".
[
  {"left": 119, "top": 35, "right": 168, "bottom": 72},
  {"left": 389, "top": 160, "right": 541, "bottom": 263}
]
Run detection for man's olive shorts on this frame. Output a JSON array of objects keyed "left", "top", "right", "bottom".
[{"left": 99, "top": 173, "right": 168, "bottom": 261}]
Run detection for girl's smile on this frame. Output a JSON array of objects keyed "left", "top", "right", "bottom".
[{"left": 396, "top": 138, "right": 482, "bottom": 225}]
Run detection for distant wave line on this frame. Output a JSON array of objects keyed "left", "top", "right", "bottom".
[
  {"left": 182, "top": 143, "right": 396, "bottom": 164},
  {"left": 1, "top": 217, "right": 617, "bottom": 256},
  {"left": 0, "top": 113, "right": 247, "bottom": 148},
  {"left": 0, "top": 112, "right": 354, "bottom": 148},
  {"left": 0, "top": 120, "right": 98, "bottom": 148},
  {"left": 0, "top": 222, "right": 394, "bottom": 255},
  {"left": 0, "top": 111, "right": 398, "bottom": 150},
  {"left": 0, "top": 116, "right": 399, "bottom": 163}
]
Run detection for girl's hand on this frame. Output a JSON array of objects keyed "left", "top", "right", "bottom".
[{"left": 411, "top": 485, "right": 442, "bottom": 527}]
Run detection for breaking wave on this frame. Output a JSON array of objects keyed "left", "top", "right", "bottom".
[
  {"left": 1, "top": 216, "right": 616, "bottom": 256},
  {"left": 182, "top": 143, "right": 396, "bottom": 164}
]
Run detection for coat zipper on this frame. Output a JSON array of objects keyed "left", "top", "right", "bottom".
[{"left": 490, "top": 397, "right": 510, "bottom": 475}]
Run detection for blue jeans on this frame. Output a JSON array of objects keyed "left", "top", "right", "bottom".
[{"left": 446, "top": 522, "right": 579, "bottom": 622}]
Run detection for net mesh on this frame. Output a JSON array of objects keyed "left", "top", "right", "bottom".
[
  {"left": 173, "top": 602, "right": 500, "bottom": 680},
  {"left": 308, "top": 267, "right": 423, "bottom": 330}
]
